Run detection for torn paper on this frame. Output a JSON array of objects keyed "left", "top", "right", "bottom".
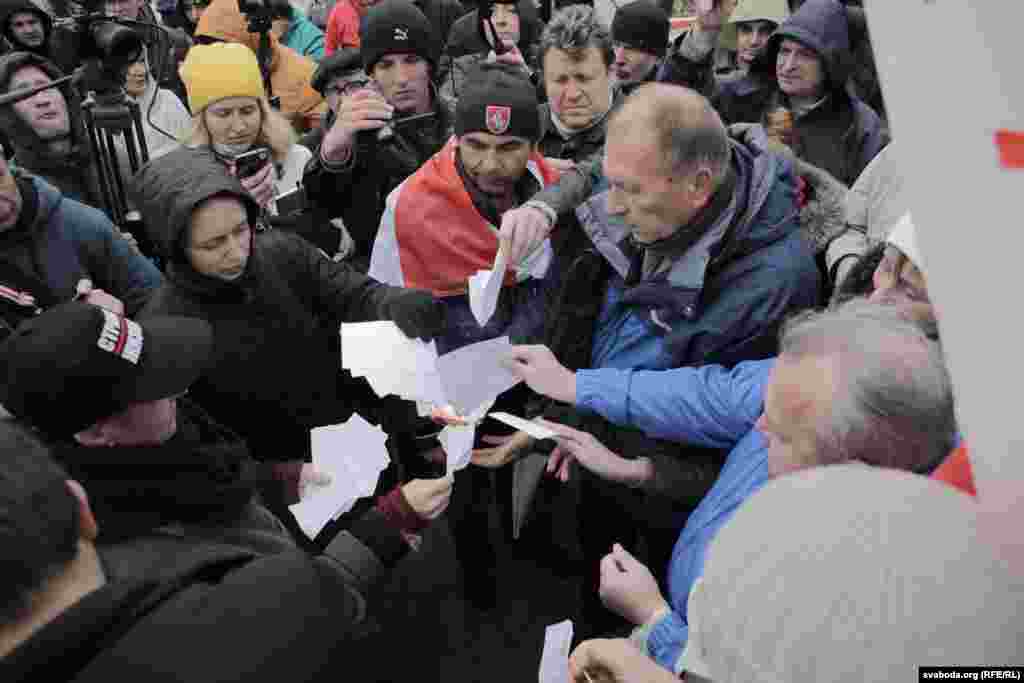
[
  {"left": 468, "top": 243, "right": 509, "bottom": 327},
  {"left": 439, "top": 399, "right": 495, "bottom": 475},
  {"left": 489, "top": 412, "right": 558, "bottom": 440},
  {"left": 290, "top": 415, "right": 389, "bottom": 540},
  {"left": 437, "top": 336, "right": 521, "bottom": 416},
  {"left": 538, "top": 620, "right": 574, "bottom": 683}
]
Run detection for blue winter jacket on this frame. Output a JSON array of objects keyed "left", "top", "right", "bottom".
[
  {"left": 577, "top": 129, "right": 820, "bottom": 372},
  {"left": 281, "top": 7, "right": 325, "bottom": 62},
  {"left": 576, "top": 358, "right": 773, "bottom": 674},
  {"left": 0, "top": 174, "right": 162, "bottom": 316}
]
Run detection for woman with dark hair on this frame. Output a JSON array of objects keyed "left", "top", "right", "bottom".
[{"left": 440, "top": 0, "right": 543, "bottom": 102}]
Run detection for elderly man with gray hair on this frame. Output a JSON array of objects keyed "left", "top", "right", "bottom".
[
  {"left": 505, "top": 213, "right": 955, "bottom": 674},
  {"left": 473, "top": 83, "right": 819, "bottom": 637}
]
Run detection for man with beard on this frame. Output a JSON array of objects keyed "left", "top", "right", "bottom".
[
  {"left": 370, "top": 62, "right": 556, "bottom": 353},
  {"left": 369, "top": 62, "right": 560, "bottom": 607}
]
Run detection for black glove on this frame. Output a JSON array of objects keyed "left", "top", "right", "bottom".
[{"left": 383, "top": 288, "right": 446, "bottom": 342}]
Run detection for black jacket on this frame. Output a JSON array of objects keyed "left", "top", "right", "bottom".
[
  {"left": 0, "top": 504, "right": 412, "bottom": 683},
  {"left": 414, "top": 0, "right": 468, "bottom": 83},
  {"left": 302, "top": 96, "right": 454, "bottom": 272},
  {"left": 131, "top": 146, "right": 413, "bottom": 461},
  {"left": 49, "top": 398, "right": 277, "bottom": 543},
  {"left": 440, "top": 0, "right": 541, "bottom": 101},
  {"left": 537, "top": 88, "right": 624, "bottom": 164}
]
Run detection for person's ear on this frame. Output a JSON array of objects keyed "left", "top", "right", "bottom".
[
  {"left": 65, "top": 479, "right": 99, "bottom": 542},
  {"left": 690, "top": 167, "right": 715, "bottom": 206}
]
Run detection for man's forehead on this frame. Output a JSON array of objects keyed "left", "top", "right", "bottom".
[
  {"left": 460, "top": 131, "right": 529, "bottom": 147},
  {"left": 10, "top": 65, "right": 54, "bottom": 87},
  {"left": 10, "top": 11, "right": 43, "bottom": 22},
  {"left": 779, "top": 38, "right": 817, "bottom": 55},
  {"left": 377, "top": 52, "right": 421, "bottom": 62},
  {"left": 544, "top": 47, "right": 606, "bottom": 72}
]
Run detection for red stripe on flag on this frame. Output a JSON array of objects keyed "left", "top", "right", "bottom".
[{"left": 995, "top": 130, "right": 1024, "bottom": 169}]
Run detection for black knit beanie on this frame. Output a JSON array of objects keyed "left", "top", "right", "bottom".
[
  {"left": 360, "top": 0, "right": 438, "bottom": 73},
  {"left": 455, "top": 63, "right": 540, "bottom": 141},
  {"left": 611, "top": 1, "right": 670, "bottom": 56}
]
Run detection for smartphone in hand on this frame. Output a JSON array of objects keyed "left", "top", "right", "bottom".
[{"left": 233, "top": 147, "right": 272, "bottom": 179}]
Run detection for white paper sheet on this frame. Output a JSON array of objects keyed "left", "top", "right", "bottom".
[
  {"left": 538, "top": 620, "right": 574, "bottom": 683},
  {"left": 488, "top": 412, "right": 558, "bottom": 440},
  {"left": 341, "top": 321, "right": 446, "bottom": 404},
  {"left": 469, "top": 244, "right": 509, "bottom": 327},
  {"left": 440, "top": 424, "right": 476, "bottom": 475},
  {"left": 437, "top": 336, "right": 521, "bottom": 416},
  {"left": 289, "top": 415, "right": 390, "bottom": 540},
  {"left": 341, "top": 323, "right": 521, "bottom": 420}
]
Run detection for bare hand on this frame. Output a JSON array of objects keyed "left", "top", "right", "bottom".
[
  {"left": 498, "top": 206, "right": 553, "bottom": 275},
  {"left": 538, "top": 419, "right": 649, "bottom": 487},
  {"left": 321, "top": 87, "right": 394, "bottom": 162},
  {"left": 471, "top": 430, "right": 534, "bottom": 468},
  {"left": 569, "top": 638, "right": 678, "bottom": 683},
  {"left": 599, "top": 543, "right": 671, "bottom": 626},
  {"left": 504, "top": 345, "right": 576, "bottom": 404},
  {"left": 234, "top": 161, "right": 275, "bottom": 208},
  {"left": 694, "top": 0, "right": 738, "bottom": 33},
  {"left": 84, "top": 288, "right": 125, "bottom": 315},
  {"left": 401, "top": 475, "right": 454, "bottom": 520}
]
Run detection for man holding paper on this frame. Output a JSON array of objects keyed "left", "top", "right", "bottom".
[
  {"left": 474, "top": 83, "right": 820, "bottom": 637},
  {"left": 369, "top": 61, "right": 560, "bottom": 353},
  {"left": 369, "top": 62, "right": 562, "bottom": 608}
]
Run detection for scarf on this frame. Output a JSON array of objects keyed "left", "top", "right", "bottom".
[
  {"left": 548, "top": 89, "right": 616, "bottom": 141},
  {"left": 622, "top": 165, "right": 737, "bottom": 286}
]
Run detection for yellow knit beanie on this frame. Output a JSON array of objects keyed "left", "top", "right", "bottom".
[{"left": 180, "top": 43, "right": 266, "bottom": 114}]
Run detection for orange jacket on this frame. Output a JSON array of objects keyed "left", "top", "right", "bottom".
[
  {"left": 369, "top": 137, "right": 560, "bottom": 296},
  {"left": 195, "top": 0, "right": 326, "bottom": 118}
]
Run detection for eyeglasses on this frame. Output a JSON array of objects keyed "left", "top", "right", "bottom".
[{"left": 326, "top": 79, "right": 369, "bottom": 98}]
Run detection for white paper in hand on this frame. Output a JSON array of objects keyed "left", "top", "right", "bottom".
[
  {"left": 437, "top": 337, "right": 521, "bottom": 416},
  {"left": 340, "top": 321, "right": 445, "bottom": 404},
  {"left": 289, "top": 415, "right": 389, "bottom": 540},
  {"left": 538, "top": 620, "right": 574, "bottom": 683},
  {"left": 488, "top": 412, "right": 558, "bottom": 440},
  {"left": 439, "top": 399, "right": 495, "bottom": 475},
  {"left": 469, "top": 243, "right": 509, "bottom": 327}
]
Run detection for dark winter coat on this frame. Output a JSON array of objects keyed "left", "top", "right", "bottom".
[
  {"left": 713, "top": 0, "right": 887, "bottom": 185},
  {"left": 302, "top": 95, "right": 454, "bottom": 271},
  {"left": 131, "top": 146, "right": 412, "bottom": 462},
  {"left": 0, "top": 172, "right": 161, "bottom": 336},
  {"left": 0, "top": 503, "right": 412, "bottom": 683}
]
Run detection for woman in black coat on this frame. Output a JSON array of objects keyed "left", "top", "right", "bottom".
[{"left": 129, "top": 147, "right": 442, "bottom": 469}]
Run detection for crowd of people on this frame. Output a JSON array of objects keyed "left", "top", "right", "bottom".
[{"left": 0, "top": 0, "right": 1021, "bottom": 680}]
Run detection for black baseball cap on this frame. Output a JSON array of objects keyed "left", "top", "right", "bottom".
[{"left": 0, "top": 302, "right": 214, "bottom": 437}]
